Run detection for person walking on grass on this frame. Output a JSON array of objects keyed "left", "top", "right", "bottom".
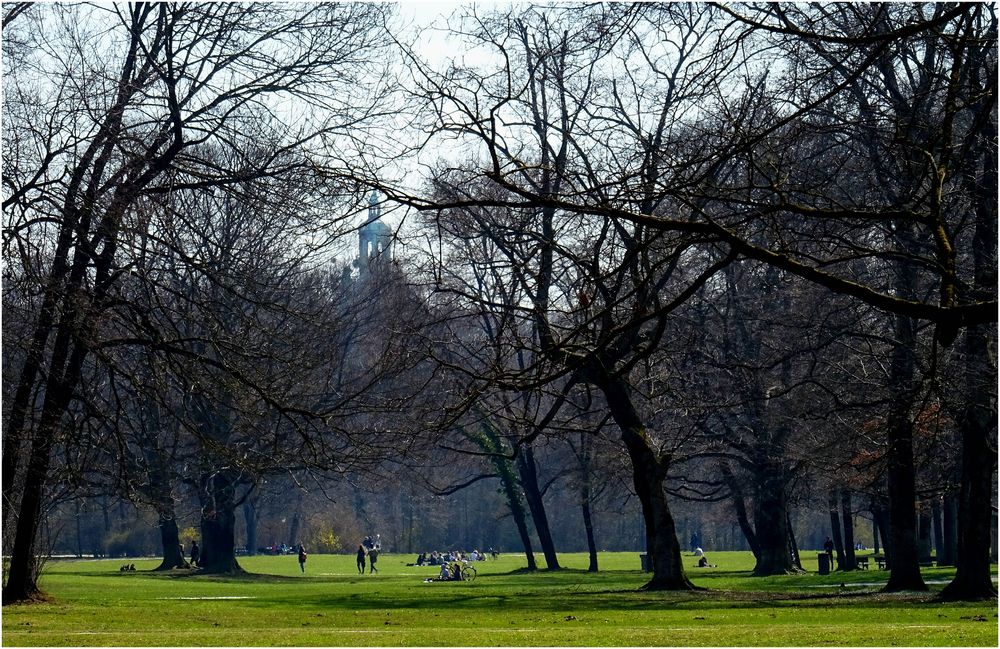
[
  {"left": 368, "top": 546, "right": 379, "bottom": 574},
  {"left": 356, "top": 544, "right": 367, "bottom": 574},
  {"left": 297, "top": 544, "right": 307, "bottom": 573},
  {"left": 824, "top": 536, "right": 835, "bottom": 566}
]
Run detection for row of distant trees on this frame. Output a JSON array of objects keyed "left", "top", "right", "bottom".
[
  {"left": 39, "top": 462, "right": 887, "bottom": 562},
  {"left": 2, "top": 2, "right": 995, "bottom": 604}
]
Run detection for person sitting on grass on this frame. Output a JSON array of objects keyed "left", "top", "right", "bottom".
[
  {"left": 423, "top": 563, "right": 457, "bottom": 583},
  {"left": 697, "top": 556, "right": 716, "bottom": 568}
]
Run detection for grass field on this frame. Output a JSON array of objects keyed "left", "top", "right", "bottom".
[{"left": 2, "top": 551, "right": 997, "bottom": 646}]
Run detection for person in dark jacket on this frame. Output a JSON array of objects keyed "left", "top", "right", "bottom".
[{"left": 356, "top": 544, "right": 367, "bottom": 574}]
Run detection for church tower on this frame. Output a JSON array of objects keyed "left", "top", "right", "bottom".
[{"left": 356, "top": 190, "right": 392, "bottom": 277}]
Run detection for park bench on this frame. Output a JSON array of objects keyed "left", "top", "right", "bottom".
[
  {"left": 874, "top": 556, "right": 887, "bottom": 570},
  {"left": 856, "top": 557, "right": 869, "bottom": 570}
]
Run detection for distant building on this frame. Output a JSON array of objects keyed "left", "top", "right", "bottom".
[{"left": 355, "top": 190, "right": 392, "bottom": 277}]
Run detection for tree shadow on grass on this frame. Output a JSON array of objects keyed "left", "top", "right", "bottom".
[
  {"left": 260, "top": 580, "right": 943, "bottom": 615},
  {"left": 58, "top": 568, "right": 305, "bottom": 584}
]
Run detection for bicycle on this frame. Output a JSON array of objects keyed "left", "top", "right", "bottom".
[{"left": 460, "top": 564, "right": 477, "bottom": 582}]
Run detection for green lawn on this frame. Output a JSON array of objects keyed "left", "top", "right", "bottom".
[{"left": 2, "top": 551, "right": 996, "bottom": 646}]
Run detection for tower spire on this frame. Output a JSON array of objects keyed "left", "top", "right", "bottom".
[{"left": 367, "top": 190, "right": 380, "bottom": 223}]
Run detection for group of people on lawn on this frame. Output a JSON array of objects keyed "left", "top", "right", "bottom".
[
  {"left": 434, "top": 562, "right": 468, "bottom": 581},
  {"left": 414, "top": 548, "right": 493, "bottom": 566},
  {"left": 179, "top": 534, "right": 491, "bottom": 579},
  {"left": 356, "top": 535, "right": 381, "bottom": 574}
]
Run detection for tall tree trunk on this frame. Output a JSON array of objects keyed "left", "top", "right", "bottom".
[
  {"left": 841, "top": 490, "right": 856, "bottom": 570},
  {"left": 874, "top": 502, "right": 892, "bottom": 565},
  {"left": 939, "top": 494, "right": 958, "bottom": 566},
  {"left": 287, "top": 492, "right": 303, "bottom": 549},
  {"left": 3, "top": 333, "right": 90, "bottom": 603},
  {"left": 601, "top": 377, "right": 694, "bottom": 591},
  {"left": 579, "top": 435, "right": 598, "bottom": 572},
  {"left": 142, "top": 420, "right": 186, "bottom": 571},
  {"left": 197, "top": 469, "right": 242, "bottom": 574},
  {"left": 941, "top": 323, "right": 998, "bottom": 599},
  {"left": 931, "top": 498, "right": 944, "bottom": 564},
  {"left": 188, "top": 389, "right": 241, "bottom": 574},
  {"left": 786, "top": 512, "right": 802, "bottom": 570},
  {"left": 941, "top": 37, "right": 998, "bottom": 602},
  {"left": 503, "top": 478, "right": 538, "bottom": 571},
  {"left": 882, "top": 243, "right": 927, "bottom": 591},
  {"left": 243, "top": 495, "right": 258, "bottom": 557},
  {"left": 752, "top": 463, "right": 798, "bottom": 575},
  {"left": 883, "top": 398, "right": 925, "bottom": 593},
  {"left": 75, "top": 500, "right": 84, "bottom": 559},
  {"left": 721, "top": 465, "right": 760, "bottom": 559},
  {"left": 2, "top": 426, "right": 56, "bottom": 603},
  {"left": 581, "top": 495, "right": 598, "bottom": 572},
  {"left": 828, "top": 489, "right": 846, "bottom": 571},
  {"left": 516, "top": 445, "right": 560, "bottom": 570},
  {"left": 155, "top": 517, "right": 188, "bottom": 571},
  {"left": 475, "top": 419, "right": 537, "bottom": 570},
  {"left": 917, "top": 506, "right": 933, "bottom": 562}
]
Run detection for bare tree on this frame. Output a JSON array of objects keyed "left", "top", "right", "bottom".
[{"left": 2, "top": 2, "right": 391, "bottom": 601}]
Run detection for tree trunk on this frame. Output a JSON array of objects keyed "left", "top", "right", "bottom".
[
  {"left": 498, "top": 474, "right": 536, "bottom": 570},
  {"left": 2, "top": 427, "right": 56, "bottom": 603},
  {"left": 882, "top": 319, "right": 926, "bottom": 589},
  {"left": 477, "top": 420, "right": 537, "bottom": 571},
  {"left": 581, "top": 496, "right": 598, "bottom": 572},
  {"left": 786, "top": 513, "right": 802, "bottom": 570},
  {"left": 917, "top": 506, "right": 933, "bottom": 562},
  {"left": 940, "top": 327, "right": 998, "bottom": 600},
  {"left": 828, "top": 489, "right": 846, "bottom": 571},
  {"left": 155, "top": 517, "right": 188, "bottom": 571},
  {"left": 872, "top": 516, "right": 880, "bottom": 555},
  {"left": 287, "top": 491, "right": 303, "bottom": 549},
  {"left": 141, "top": 418, "right": 186, "bottom": 571},
  {"left": 931, "top": 498, "right": 944, "bottom": 564},
  {"left": 3, "top": 333, "right": 90, "bottom": 603},
  {"left": 516, "top": 445, "right": 560, "bottom": 570},
  {"left": 883, "top": 408, "right": 925, "bottom": 592},
  {"left": 197, "top": 470, "right": 242, "bottom": 574},
  {"left": 874, "top": 502, "right": 892, "bottom": 565},
  {"left": 840, "top": 489, "right": 856, "bottom": 570},
  {"left": 752, "top": 463, "right": 798, "bottom": 575},
  {"left": 939, "top": 494, "right": 958, "bottom": 566},
  {"left": 243, "top": 496, "right": 258, "bottom": 557},
  {"left": 75, "top": 500, "right": 84, "bottom": 559},
  {"left": 940, "top": 44, "right": 998, "bottom": 602},
  {"left": 722, "top": 466, "right": 759, "bottom": 559},
  {"left": 579, "top": 437, "right": 598, "bottom": 572},
  {"left": 601, "top": 377, "right": 694, "bottom": 591}
]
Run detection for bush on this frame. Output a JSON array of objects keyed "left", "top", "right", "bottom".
[{"left": 306, "top": 526, "right": 342, "bottom": 554}]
